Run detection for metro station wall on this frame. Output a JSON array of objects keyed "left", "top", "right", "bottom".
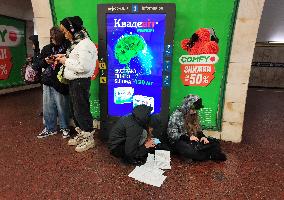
[
  {"left": 51, "top": 0, "right": 239, "bottom": 130},
  {"left": 250, "top": 45, "right": 284, "bottom": 88}
]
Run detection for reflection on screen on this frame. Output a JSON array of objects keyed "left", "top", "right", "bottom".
[{"left": 107, "top": 14, "right": 166, "bottom": 116}]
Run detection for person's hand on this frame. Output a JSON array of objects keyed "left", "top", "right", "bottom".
[
  {"left": 55, "top": 55, "right": 66, "bottom": 65},
  {"left": 144, "top": 138, "right": 156, "bottom": 148},
  {"left": 200, "top": 137, "right": 209, "bottom": 144},
  {"left": 190, "top": 135, "right": 199, "bottom": 142}
]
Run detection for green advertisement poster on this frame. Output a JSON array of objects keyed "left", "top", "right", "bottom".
[
  {"left": 51, "top": 0, "right": 238, "bottom": 130},
  {"left": 0, "top": 15, "right": 26, "bottom": 89}
]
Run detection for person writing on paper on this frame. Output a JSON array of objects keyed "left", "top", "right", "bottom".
[
  {"left": 167, "top": 94, "right": 226, "bottom": 162},
  {"left": 56, "top": 16, "right": 98, "bottom": 152},
  {"left": 147, "top": 114, "right": 171, "bottom": 151},
  {"left": 108, "top": 105, "right": 157, "bottom": 165}
]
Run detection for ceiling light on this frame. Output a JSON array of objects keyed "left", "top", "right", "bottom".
[{"left": 268, "top": 41, "right": 284, "bottom": 44}]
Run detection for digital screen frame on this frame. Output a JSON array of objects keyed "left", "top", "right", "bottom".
[
  {"left": 98, "top": 3, "right": 176, "bottom": 136},
  {"left": 106, "top": 13, "right": 166, "bottom": 116}
]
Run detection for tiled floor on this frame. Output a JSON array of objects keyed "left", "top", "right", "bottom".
[{"left": 0, "top": 87, "right": 283, "bottom": 199}]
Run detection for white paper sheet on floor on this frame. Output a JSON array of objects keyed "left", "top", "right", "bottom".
[{"left": 128, "top": 150, "right": 171, "bottom": 187}]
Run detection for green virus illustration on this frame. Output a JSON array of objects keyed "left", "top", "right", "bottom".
[{"left": 114, "top": 34, "right": 145, "bottom": 65}]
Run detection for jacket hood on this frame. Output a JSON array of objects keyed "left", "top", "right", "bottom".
[
  {"left": 180, "top": 94, "right": 202, "bottom": 114},
  {"left": 132, "top": 105, "right": 153, "bottom": 127}
]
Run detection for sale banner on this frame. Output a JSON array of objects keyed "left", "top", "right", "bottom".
[
  {"left": 179, "top": 54, "right": 219, "bottom": 86},
  {"left": 180, "top": 64, "right": 215, "bottom": 86},
  {"left": 0, "top": 46, "right": 12, "bottom": 80},
  {"left": 0, "top": 16, "right": 26, "bottom": 89}
]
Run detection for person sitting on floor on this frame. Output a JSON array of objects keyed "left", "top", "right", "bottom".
[
  {"left": 147, "top": 114, "right": 172, "bottom": 151},
  {"left": 167, "top": 94, "right": 226, "bottom": 162},
  {"left": 108, "top": 105, "right": 157, "bottom": 165}
]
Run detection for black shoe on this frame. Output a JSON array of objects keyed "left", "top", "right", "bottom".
[{"left": 210, "top": 152, "right": 227, "bottom": 162}]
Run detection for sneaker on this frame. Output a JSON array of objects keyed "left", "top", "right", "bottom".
[
  {"left": 68, "top": 128, "right": 95, "bottom": 146},
  {"left": 75, "top": 138, "right": 95, "bottom": 152},
  {"left": 68, "top": 127, "right": 84, "bottom": 146},
  {"left": 68, "top": 134, "right": 83, "bottom": 146},
  {"left": 61, "top": 128, "right": 70, "bottom": 139},
  {"left": 37, "top": 128, "right": 57, "bottom": 138}
]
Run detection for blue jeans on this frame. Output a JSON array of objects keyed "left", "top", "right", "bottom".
[{"left": 43, "top": 85, "right": 70, "bottom": 132}]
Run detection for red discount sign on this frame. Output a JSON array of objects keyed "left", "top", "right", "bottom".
[
  {"left": 179, "top": 54, "right": 218, "bottom": 86},
  {"left": 0, "top": 46, "right": 12, "bottom": 80},
  {"left": 180, "top": 64, "right": 215, "bottom": 86}
]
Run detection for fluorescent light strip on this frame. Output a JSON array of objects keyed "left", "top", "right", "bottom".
[{"left": 268, "top": 41, "right": 284, "bottom": 44}]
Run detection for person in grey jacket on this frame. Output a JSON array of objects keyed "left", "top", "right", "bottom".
[
  {"left": 167, "top": 94, "right": 226, "bottom": 162},
  {"left": 56, "top": 16, "right": 98, "bottom": 152}
]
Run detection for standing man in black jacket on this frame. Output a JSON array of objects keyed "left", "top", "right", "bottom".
[
  {"left": 35, "top": 27, "right": 71, "bottom": 139},
  {"left": 108, "top": 105, "right": 156, "bottom": 164}
]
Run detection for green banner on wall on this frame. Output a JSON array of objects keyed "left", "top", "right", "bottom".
[
  {"left": 0, "top": 15, "right": 26, "bottom": 89},
  {"left": 51, "top": 0, "right": 239, "bottom": 130}
]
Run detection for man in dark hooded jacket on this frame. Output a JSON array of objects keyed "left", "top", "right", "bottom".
[{"left": 108, "top": 105, "right": 156, "bottom": 164}]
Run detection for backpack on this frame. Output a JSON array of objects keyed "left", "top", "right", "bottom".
[{"left": 22, "top": 62, "right": 40, "bottom": 84}]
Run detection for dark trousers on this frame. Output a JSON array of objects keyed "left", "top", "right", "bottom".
[
  {"left": 69, "top": 78, "right": 93, "bottom": 132},
  {"left": 111, "top": 144, "right": 125, "bottom": 158},
  {"left": 174, "top": 140, "right": 214, "bottom": 161},
  {"left": 111, "top": 144, "right": 149, "bottom": 165}
]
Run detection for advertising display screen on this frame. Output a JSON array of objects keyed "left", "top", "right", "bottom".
[{"left": 107, "top": 14, "right": 166, "bottom": 116}]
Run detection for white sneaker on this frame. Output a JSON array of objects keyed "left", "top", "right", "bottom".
[
  {"left": 68, "top": 128, "right": 96, "bottom": 146},
  {"left": 68, "top": 134, "right": 83, "bottom": 146},
  {"left": 67, "top": 127, "right": 85, "bottom": 146},
  {"left": 75, "top": 127, "right": 83, "bottom": 134},
  {"left": 75, "top": 138, "right": 95, "bottom": 152},
  {"left": 61, "top": 128, "right": 70, "bottom": 139},
  {"left": 37, "top": 128, "right": 57, "bottom": 138}
]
